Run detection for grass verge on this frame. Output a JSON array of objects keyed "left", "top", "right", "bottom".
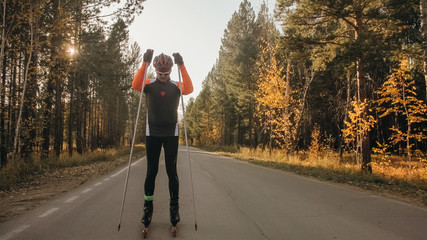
[{"left": 0, "top": 146, "right": 145, "bottom": 191}]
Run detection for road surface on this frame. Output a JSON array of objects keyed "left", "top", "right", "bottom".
[{"left": 0, "top": 146, "right": 426, "bottom": 239}]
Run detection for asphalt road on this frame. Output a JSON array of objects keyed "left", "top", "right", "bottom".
[{"left": 0, "top": 146, "right": 426, "bottom": 240}]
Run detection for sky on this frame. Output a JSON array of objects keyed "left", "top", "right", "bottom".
[{"left": 128, "top": 0, "right": 273, "bottom": 98}]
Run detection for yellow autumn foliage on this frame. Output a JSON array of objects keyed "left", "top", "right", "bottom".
[{"left": 255, "top": 38, "right": 300, "bottom": 151}]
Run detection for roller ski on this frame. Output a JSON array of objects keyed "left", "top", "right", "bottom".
[
  {"left": 171, "top": 226, "right": 177, "bottom": 237},
  {"left": 170, "top": 204, "right": 180, "bottom": 237},
  {"left": 141, "top": 201, "right": 153, "bottom": 238},
  {"left": 142, "top": 228, "right": 149, "bottom": 239}
]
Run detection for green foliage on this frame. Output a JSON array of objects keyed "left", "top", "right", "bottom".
[
  {"left": 187, "top": 0, "right": 261, "bottom": 146},
  {"left": 0, "top": 0, "right": 146, "bottom": 168},
  {"left": 2, "top": 0, "right": 426, "bottom": 179},
  {"left": 188, "top": 0, "right": 426, "bottom": 176},
  {"left": 218, "top": 0, "right": 259, "bottom": 145},
  {"left": 184, "top": 66, "right": 223, "bottom": 145}
]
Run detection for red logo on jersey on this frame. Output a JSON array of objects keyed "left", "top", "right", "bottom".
[{"left": 160, "top": 91, "right": 166, "bottom": 96}]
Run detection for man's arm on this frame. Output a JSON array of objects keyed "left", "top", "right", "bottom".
[
  {"left": 132, "top": 49, "right": 154, "bottom": 92},
  {"left": 132, "top": 62, "right": 149, "bottom": 92},
  {"left": 178, "top": 64, "right": 193, "bottom": 95}
]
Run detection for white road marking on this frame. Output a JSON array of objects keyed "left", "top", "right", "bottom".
[
  {"left": 64, "top": 196, "right": 78, "bottom": 203},
  {"left": 38, "top": 208, "right": 59, "bottom": 218},
  {"left": 1, "top": 225, "right": 30, "bottom": 240},
  {"left": 110, "top": 158, "right": 144, "bottom": 178},
  {"left": 110, "top": 168, "right": 126, "bottom": 178},
  {"left": 81, "top": 188, "right": 92, "bottom": 194},
  {"left": 0, "top": 157, "right": 147, "bottom": 240}
]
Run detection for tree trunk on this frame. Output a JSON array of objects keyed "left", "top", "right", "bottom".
[
  {"left": 20, "top": 28, "right": 38, "bottom": 160},
  {"left": 293, "top": 66, "right": 313, "bottom": 151},
  {"left": 0, "top": 0, "right": 6, "bottom": 91},
  {"left": 1, "top": 53, "right": 6, "bottom": 167},
  {"left": 13, "top": 21, "right": 35, "bottom": 163},
  {"left": 353, "top": 12, "right": 372, "bottom": 174},
  {"left": 9, "top": 52, "right": 20, "bottom": 151},
  {"left": 249, "top": 100, "right": 254, "bottom": 148},
  {"left": 0, "top": 0, "right": 7, "bottom": 167},
  {"left": 421, "top": 0, "right": 427, "bottom": 101},
  {"left": 356, "top": 60, "right": 372, "bottom": 173},
  {"left": 41, "top": 78, "right": 54, "bottom": 159},
  {"left": 68, "top": 74, "right": 74, "bottom": 156},
  {"left": 76, "top": 81, "right": 83, "bottom": 154},
  {"left": 54, "top": 59, "right": 64, "bottom": 157},
  {"left": 339, "top": 72, "right": 352, "bottom": 162},
  {"left": 42, "top": 0, "right": 61, "bottom": 159},
  {"left": 285, "top": 60, "right": 291, "bottom": 114}
]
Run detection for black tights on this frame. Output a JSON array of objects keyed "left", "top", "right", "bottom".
[{"left": 144, "top": 136, "right": 179, "bottom": 204}]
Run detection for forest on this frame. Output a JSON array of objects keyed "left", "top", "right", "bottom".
[
  {"left": 184, "top": 0, "right": 426, "bottom": 174},
  {"left": 1, "top": 0, "right": 426, "bottom": 177},
  {"left": 0, "top": 0, "right": 145, "bottom": 168}
]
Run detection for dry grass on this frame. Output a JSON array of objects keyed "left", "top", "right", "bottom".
[
  {"left": 237, "top": 147, "right": 427, "bottom": 184},
  {"left": 0, "top": 146, "right": 145, "bottom": 191}
]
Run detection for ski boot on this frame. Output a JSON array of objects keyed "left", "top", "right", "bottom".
[
  {"left": 170, "top": 204, "right": 180, "bottom": 237},
  {"left": 141, "top": 201, "right": 153, "bottom": 238}
]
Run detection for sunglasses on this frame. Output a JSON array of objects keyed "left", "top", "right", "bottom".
[{"left": 156, "top": 71, "right": 171, "bottom": 76}]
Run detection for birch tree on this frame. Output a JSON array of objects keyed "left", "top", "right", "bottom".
[{"left": 376, "top": 58, "right": 427, "bottom": 173}]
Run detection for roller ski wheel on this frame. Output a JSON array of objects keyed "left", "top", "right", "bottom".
[
  {"left": 171, "top": 226, "right": 177, "bottom": 237},
  {"left": 142, "top": 227, "right": 149, "bottom": 238}
]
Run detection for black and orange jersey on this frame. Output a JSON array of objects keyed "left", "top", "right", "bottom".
[{"left": 132, "top": 62, "right": 193, "bottom": 136}]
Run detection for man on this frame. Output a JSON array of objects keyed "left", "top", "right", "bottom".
[{"left": 132, "top": 49, "right": 193, "bottom": 230}]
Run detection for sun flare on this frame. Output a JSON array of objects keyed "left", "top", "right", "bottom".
[{"left": 68, "top": 46, "right": 76, "bottom": 56}]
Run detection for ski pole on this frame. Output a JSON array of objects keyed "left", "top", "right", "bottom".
[
  {"left": 177, "top": 66, "right": 198, "bottom": 231},
  {"left": 118, "top": 62, "right": 149, "bottom": 232}
]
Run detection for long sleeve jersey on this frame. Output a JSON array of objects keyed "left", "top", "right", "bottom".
[{"left": 132, "top": 62, "right": 193, "bottom": 136}]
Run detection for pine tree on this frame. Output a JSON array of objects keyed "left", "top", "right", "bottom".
[
  {"left": 0, "top": 0, "right": 146, "bottom": 166},
  {"left": 218, "top": 0, "right": 258, "bottom": 146}
]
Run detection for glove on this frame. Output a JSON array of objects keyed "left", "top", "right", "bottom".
[
  {"left": 143, "top": 49, "right": 154, "bottom": 63},
  {"left": 172, "top": 53, "right": 184, "bottom": 65}
]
